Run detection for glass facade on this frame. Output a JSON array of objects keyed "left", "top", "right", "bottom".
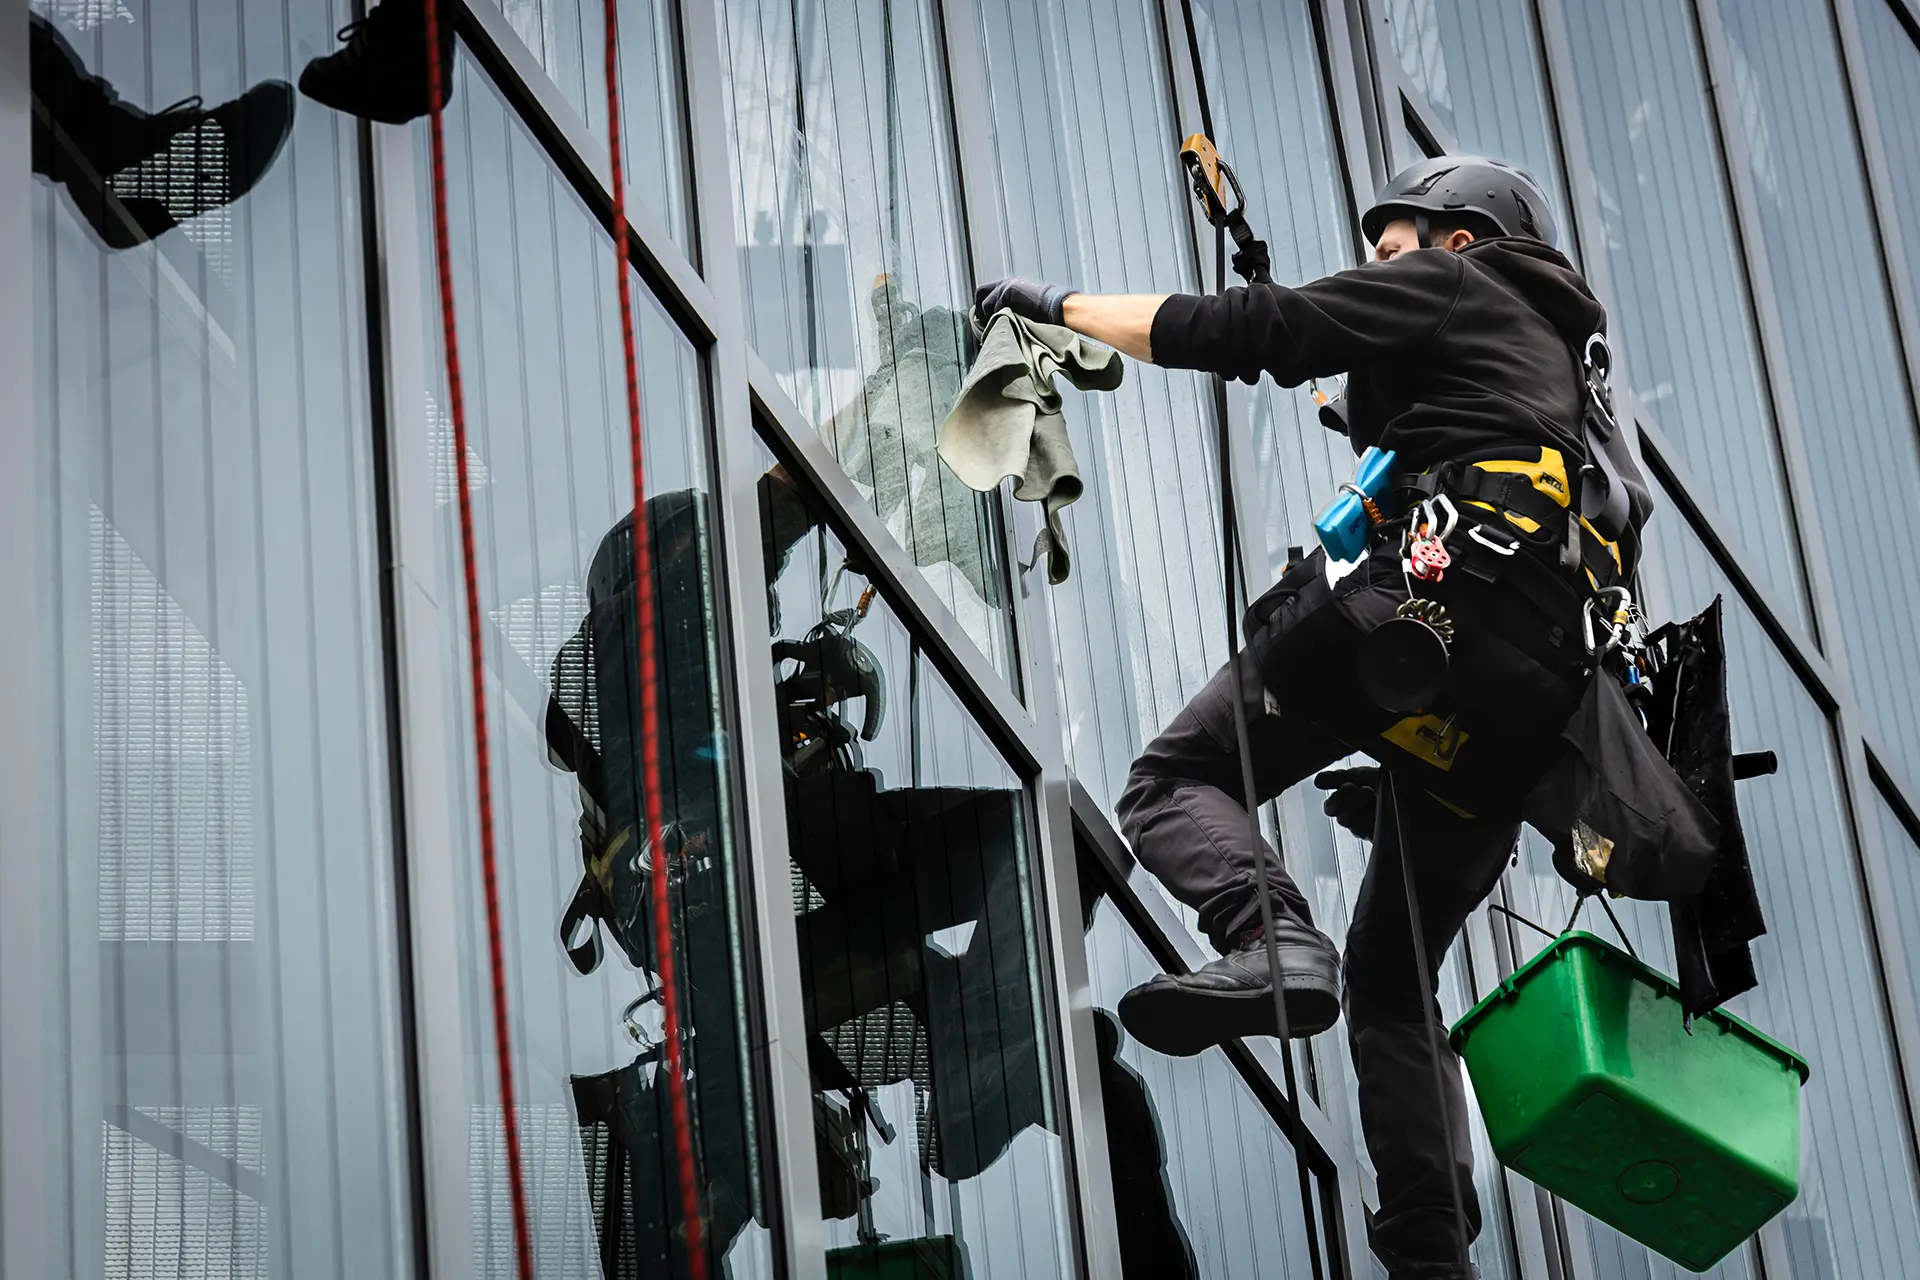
[
  {"left": 1554, "top": 0, "right": 1812, "bottom": 633},
  {"left": 1384, "top": 0, "right": 1570, "bottom": 251},
  {"left": 756, "top": 440, "right": 1072, "bottom": 1277},
  {"left": 416, "top": 55, "right": 766, "bottom": 1278},
  {"left": 26, "top": 2, "right": 412, "bottom": 1275},
  {"left": 14, "top": 0, "right": 1920, "bottom": 1277}
]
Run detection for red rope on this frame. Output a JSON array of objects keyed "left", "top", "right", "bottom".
[
  {"left": 420, "top": 3, "right": 535, "bottom": 1277},
  {"left": 601, "top": 3, "right": 709, "bottom": 1277}
]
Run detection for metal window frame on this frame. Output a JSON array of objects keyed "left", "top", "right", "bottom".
[{"left": 0, "top": 0, "right": 51, "bottom": 1275}]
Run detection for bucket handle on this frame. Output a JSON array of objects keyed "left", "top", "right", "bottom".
[{"left": 1489, "top": 892, "right": 1638, "bottom": 960}]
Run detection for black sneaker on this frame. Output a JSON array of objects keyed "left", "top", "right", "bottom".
[
  {"left": 299, "top": 0, "right": 455, "bottom": 125},
  {"left": 40, "top": 78, "right": 293, "bottom": 250},
  {"left": 1117, "top": 917, "right": 1341, "bottom": 1057}
]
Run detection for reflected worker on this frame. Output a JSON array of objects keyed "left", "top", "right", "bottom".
[{"left": 28, "top": 13, "right": 294, "bottom": 249}]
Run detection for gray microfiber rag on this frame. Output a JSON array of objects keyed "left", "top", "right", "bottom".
[{"left": 935, "top": 310, "right": 1124, "bottom": 584}]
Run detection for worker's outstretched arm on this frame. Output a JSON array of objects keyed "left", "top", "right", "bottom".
[
  {"left": 973, "top": 277, "right": 1164, "bottom": 362},
  {"left": 976, "top": 252, "right": 1465, "bottom": 386}
]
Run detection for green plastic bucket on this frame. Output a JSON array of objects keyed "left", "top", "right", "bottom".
[{"left": 1450, "top": 931, "right": 1808, "bottom": 1271}]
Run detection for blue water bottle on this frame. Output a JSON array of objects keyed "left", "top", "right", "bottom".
[{"left": 1314, "top": 446, "right": 1396, "bottom": 562}]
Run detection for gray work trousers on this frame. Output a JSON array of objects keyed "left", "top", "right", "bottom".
[{"left": 1116, "top": 649, "right": 1517, "bottom": 1275}]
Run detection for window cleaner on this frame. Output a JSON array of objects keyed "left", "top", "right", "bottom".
[{"left": 973, "top": 148, "right": 1796, "bottom": 1278}]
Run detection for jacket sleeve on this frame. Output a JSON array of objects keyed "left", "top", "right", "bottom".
[{"left": 1148, "top": 249, "right": 1467, "bottom": 386}]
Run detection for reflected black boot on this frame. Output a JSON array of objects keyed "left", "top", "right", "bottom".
[
  {"left": 299, "top": 0, "right": 456, "bottom": 125},
  {"left": 32, "top": 16, "right": 293, "bottom": 249},
  {"left": 1118, "top": 917, "right": 1341, "bottom": 1056}
]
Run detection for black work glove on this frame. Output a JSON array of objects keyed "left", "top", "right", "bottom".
[
  {"left": 973, "top": 276, "right": 1078, "bottom": 327},
  {"left": 1314, "top": 766, "right": 1379, "bottom": 842}
]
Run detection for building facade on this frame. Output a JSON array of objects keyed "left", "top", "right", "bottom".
[{"left": 7, "top": 0, "right": 1920, "bottom": 1276}]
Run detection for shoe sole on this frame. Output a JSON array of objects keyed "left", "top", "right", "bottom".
[{"left": 1117, "top": 949, "right": 1341, "bottom": 1058}]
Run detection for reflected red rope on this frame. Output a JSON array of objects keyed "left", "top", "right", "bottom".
[
  {"left": 601, "top": 2, "right": 709, "bottom": 1277},
  {"left": 420, "top": 3, "right": 535, "bottom": 1277}
]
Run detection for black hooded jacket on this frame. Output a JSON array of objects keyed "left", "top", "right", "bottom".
[{"left": 1149, "top": 237, "right": 1609, "bottom": 473}]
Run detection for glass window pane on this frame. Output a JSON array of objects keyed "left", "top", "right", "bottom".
[
  {"left": 482, "top": 0, "right": 695, "bottom": 253},
  {"left": 720, "top": 0, "right": 1014, "bottom": 677},
  {"left": 1188, "top": 0, "right": 1364, "bottom": 585},
  {"left": 1383, "top": 0, "right": 1572, "bottom": 256},
  {"left": 1868, "top": 782, "right": 1920, "bottom": 1091},
  {"left": 30, "top": 3, "right": 411, "bottom": 1274},
  {"left": 756, "top": 447, "right": 1073, "bottom": 1276},
  {"left": 1557, "top": 0, "right": 1811, "bottom": 633},
  {"left": 1816, "top": 0, "right": 1920, "bottom": 800},
  {"left": 1496, "top": 496, "right": 1920, "bottom": 1278},
  {"left": 1081, "top": 879, "right": 1324, "bottom": 1278},
  {"left": 420, "top": 53, "right": 770, "bottom": 1278},
  {"left": 976, "top": 0, "right": 1228, "bottom": 811}
]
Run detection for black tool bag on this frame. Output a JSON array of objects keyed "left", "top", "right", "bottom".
[
  {"left": 1643, "top": 598, "right": 1766, "bottom": 1015},
  {"left": 1520, "top": 663, "right": 1721, "bottom": 900}
]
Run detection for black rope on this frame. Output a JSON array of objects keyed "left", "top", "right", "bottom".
[
  {"left": 1596, "top": 893, "right": 1639, "bottom": 960},
  {"left": 1487, "top": 901, "right": 1559, "bottom": 944},
  {"left": 1212, "top": 221, "right": 1326, "bottom": 1280},
  {"left": 1384, "top": 775, "right": 1474, "bottom": 1273}
]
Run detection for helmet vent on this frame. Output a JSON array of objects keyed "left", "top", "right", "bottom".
[
  {"left": 1404, "top": 165, "right": 1456, "bottom": 196},
  {"left": 1513, "top": 190, "right": 1540, "bottom": 237}
]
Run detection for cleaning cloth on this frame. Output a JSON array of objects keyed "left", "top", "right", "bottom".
[{"left": 936, "top": 309, "right": 1124, "bottom": 583}]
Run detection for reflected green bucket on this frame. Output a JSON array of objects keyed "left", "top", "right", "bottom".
[
  {"left": 826, "top": 1237, "right": 965, "bottom": 1280},
  {"left": 1450, "top": 932, "right": 1808, "bottom": 1272}
]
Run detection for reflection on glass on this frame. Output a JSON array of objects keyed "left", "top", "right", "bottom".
[
  {"left": 1719, "top": 0, "right": 1920, "bottom": 804},
  {"left": 1081, "top": 882, "right": 1323, "bottom": 1279},
  {"left": 975, "top": 0, "right": 1226, "bottom": 811},
  {"left": 720, "top": 0, "right": 1013, "bottom": 675},
  {"left": 421, "top": 53, "right": 768, "bottom": 1278},
  {"left": 1557, "top": 0, "right": 1810, "bottom": 632},
  {"left": 480, "top": 0, "right": 695, "bottom": 252},
  {"left": 757, "top": 449, "right": 1072, "bottom": 1277},
  {"left": 1189, "top": 0, "right": 1364, "bottom": 581},
  {"left": 31, "top": 2, "right": 408, "bottom": 1274}
]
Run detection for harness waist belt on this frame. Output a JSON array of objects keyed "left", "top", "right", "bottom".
[{"left": 1394, "top": 452, "right": 1624, "bottom": 592}]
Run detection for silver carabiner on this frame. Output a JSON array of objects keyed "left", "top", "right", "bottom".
[
  {"left": 1583, "top": 586, "right": 1635, "bottom": 656},
  {"left": 1417, "top": 493, "right": 1459, "bottom": 543}
]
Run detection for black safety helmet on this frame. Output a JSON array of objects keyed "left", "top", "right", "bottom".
[{"left": 1361, "top": 155, "right": 1558, "bottom": 249}]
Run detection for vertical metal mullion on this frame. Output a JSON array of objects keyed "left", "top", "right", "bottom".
[
  {"left": 937, "top": 1, "right": 1120, "bottom": 1274},
  {"left": 365, "top": 115, "right": 480, "bottom": 1280},
  {"left": 0, "top": 0, "right": 50, "bottom": 1274},
  {"left": 355, "top": 99, "right": 435, "bottom": 1280},
  {"left": 677, "top": 2, "right": 828, "bottom": 1277},
  {"left": 1692, "top": 0, "right": 1920, "bottom": 1224},
  {"left": 1686, "top": 0, "right": 1833, "bottom": 663},
  {"left": 1312, "top": 0, "right": 1386, "bottom": 260},
  {"left": 1159, "top": 0, "right": 1272, "bottom": 598}
]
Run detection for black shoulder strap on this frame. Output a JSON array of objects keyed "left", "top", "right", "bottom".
[{"left": 1575, "top": 334, "right": 1651, "bottom": 554}]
